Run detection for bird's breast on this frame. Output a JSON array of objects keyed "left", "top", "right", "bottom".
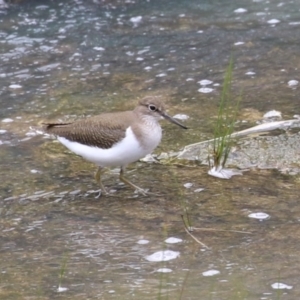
[{"left": 133, "top": 119, "right": 162, "bottom": 153}]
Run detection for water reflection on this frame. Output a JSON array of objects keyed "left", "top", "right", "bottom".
[{"left": 1, "top": 0, "right": 300, "bottom": 299}]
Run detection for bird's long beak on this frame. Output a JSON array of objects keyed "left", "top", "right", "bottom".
[{"left": 161, "top": 112, "right": 188, "bottom": 129}]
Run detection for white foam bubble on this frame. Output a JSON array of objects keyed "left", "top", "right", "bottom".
[
  {"left": 9, "top": 84, "right": 22, "bottom": 89},
  {"left": 130, "top": 16, "right": 142, "bottom": 24},
  {"left": 145, "top": 250, "right": 180, "bottom": 262},
  {"left": 137, "top": 239, "right": 149, "bottom": 245},
  {"left": 183, "top": 183, "right": 193, "bottom": 188},
  {"left": 288, "top": 80, "right": 298, "bottom": 87},
  {"left": 202, "top": 269, "right": 220, "bottom": 276},
  {"left": 2, "top": 118, "right": 13, "bottom": 123},
  {"left": 156, "top": 268, "right": 172, "bottom": 273},
  {"left": 156, "top": 73, "right": 167, "bottom": 77},
  {"left": 93, "top": 47, "right": 105, "bottom": 51},
  {"left": 173, "top": 114, "right": 189, "bottom": 120},
  {"left": 234, "top": 42, "right": 245, "bottom": 45},
  {"left": 165, "top": 237, "right": 182, "bottom": 244},
  {"left": 234, "top": 8, "right": 247, "bottom": 13},
  {"left": 267, "top": 19, "right": 280, "bottom": 24},
  {"left": 198, "top": 87, "right": 213, "bottom": 93},
  {"left": 271, "top": 282, "right": 293, "bottom": 290},
  {"left": 57, "top": 286, "right": 68, "bottom": 292},
  {"left": 198, "top": 79, "right": 213, "bottom": 85},
  {"left": 248, "top": 212, "right": 270, "bottom": 220}
]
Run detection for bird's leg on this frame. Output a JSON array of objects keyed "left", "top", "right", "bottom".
[
  {"left": 95, "top": 166, "right": 108, "bottom": 196},
  {"left": 119, "top": 166, "right": 148, "bottom": 196}
]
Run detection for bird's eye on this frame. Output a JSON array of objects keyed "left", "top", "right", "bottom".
[{"left": 148, "top": 104, "right": 157, "bottom": 111}]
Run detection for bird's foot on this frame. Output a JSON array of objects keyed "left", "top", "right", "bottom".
[
  {"left": 93, "top": 185, "right": 158, "bottom": 198},
  {"left": 95, "top": 189, "right": 104, "bottom": 198},
  {"left": 134, "top": 187, "right": 149, "bottom": 196},
  {"left": 94, "top": 187, "right": 113, "bottom": 198}
]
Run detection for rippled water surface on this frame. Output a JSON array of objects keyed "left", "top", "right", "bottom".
[{"left": 1, "top": 0, "right": 300, "bottom": 299}]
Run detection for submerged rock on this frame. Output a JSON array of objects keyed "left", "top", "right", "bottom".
[{"left": 177, "top": 119, "right": 300, "bottom": 174}]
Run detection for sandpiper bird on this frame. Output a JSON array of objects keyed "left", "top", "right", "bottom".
[{"left": 43, "top": 96, "right": 187, "bottom": 195}]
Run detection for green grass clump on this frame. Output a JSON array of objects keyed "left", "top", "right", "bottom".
[{"left": 211, "top": 57, "right": 240, "bottom": 169}]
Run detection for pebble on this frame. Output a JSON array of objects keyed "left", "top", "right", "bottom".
[{"left": 263, "top": 110, "right": 282, "bottom": 119}]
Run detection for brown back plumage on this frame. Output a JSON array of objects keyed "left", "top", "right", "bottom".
[{"left": 43, "top": 111, "right": 136, "bottom": 149}]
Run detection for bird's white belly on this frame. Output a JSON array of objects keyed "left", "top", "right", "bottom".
[{"left": 57, "top": 126, "right": 161, "bottom": 167}]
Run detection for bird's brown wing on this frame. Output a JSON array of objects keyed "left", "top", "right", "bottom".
[{"left": 43, "top": 111, "right": 135, "bottom": 149}]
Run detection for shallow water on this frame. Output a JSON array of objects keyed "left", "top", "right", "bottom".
[{"left": 1, "top": 0, "right": 300, "bottom": 299}]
